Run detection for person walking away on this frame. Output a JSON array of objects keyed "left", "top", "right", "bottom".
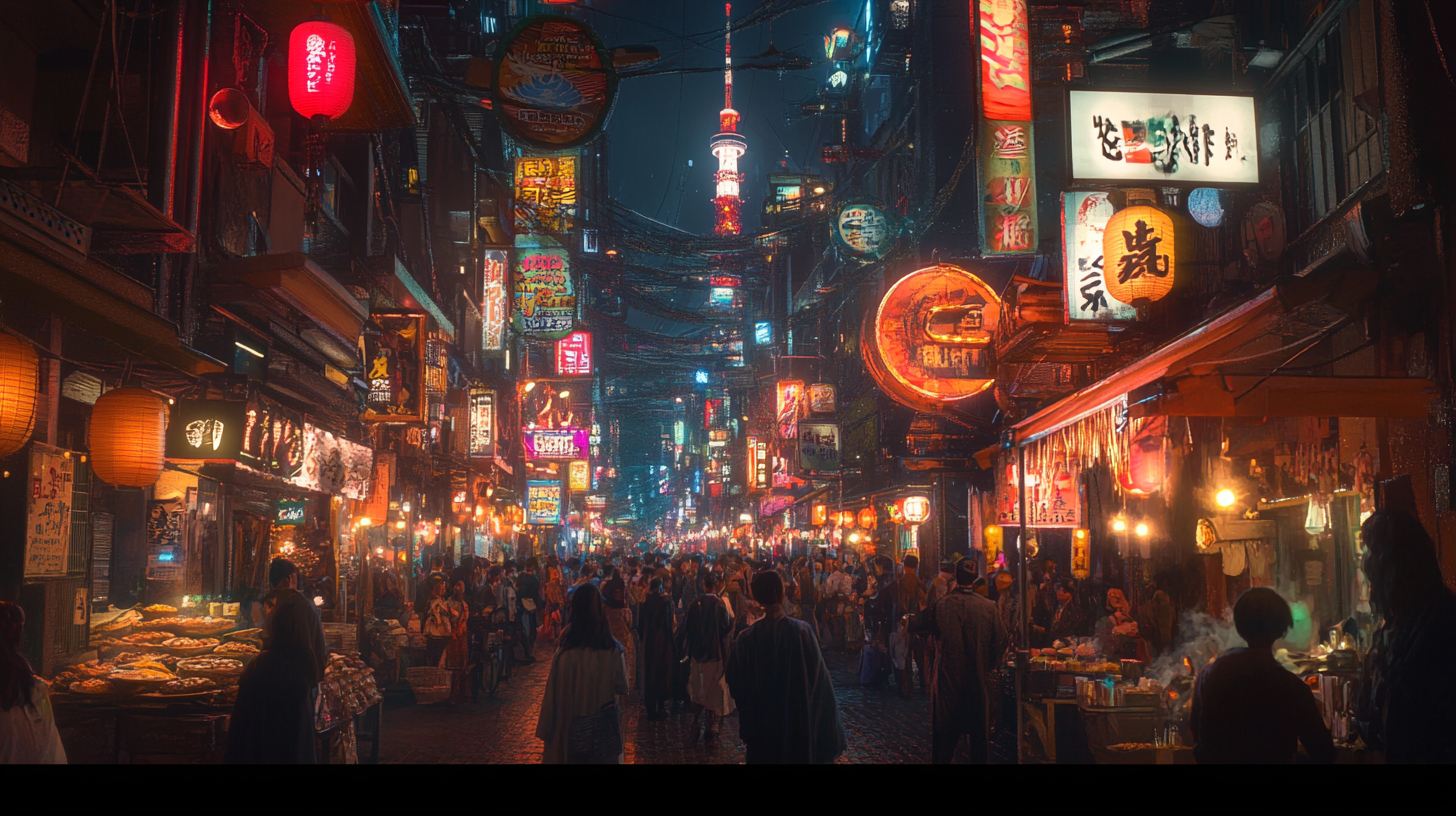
[
  {"left": 860, "top": 557, "right": 898, "bottom": 690},
  {"left": 993, "top": 571, "right": 1019, "bottom": 651},
  {"left": 726, "top": 570, "right": 847, "bottom": 764},
  {"left": 915, "top": 560, "right": 1009, "bottom": 764},
  {"left": 897, "top": 554, "right": 929, "bottom": 698},
  {"left": 927, "top": 561, "right": 954, "bottom": 608},
  {"left": 1190, "top": 587, "right": 1335, "bottom": 764},
  {"left": 681, "top": 572, "right": 733, "bottom": 748},
  {"left": 792, "top": 557, "right": 818, "bottom": 630},
  {"left": 0, "top": 602, "right": 65, "bottom": 764},
  {"left": 637, "top": 577, "right": 675, "bottom": 720},
  {"left": 1355, "top": 509, "right": 1456, "bottom": 763},
  {"left": 601, "top": 569, "right": 636, "bottom": 692},
  {"left": 536, "top": 585, "right": 629, "bottom": 764},
  {"left": 227, "top": 558, "right": 329, "bottom": 763},
  {"left": 517, "top": 558, "right": 543, "bottom": 661}
]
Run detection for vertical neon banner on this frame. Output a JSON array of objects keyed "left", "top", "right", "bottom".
[{"left": 978, "top": 0, "right": 1037, "bottom": 255}]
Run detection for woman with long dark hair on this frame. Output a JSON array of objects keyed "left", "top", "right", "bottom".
[
  {"left": 1355, "top": 509, "right": 1456, "bottom": 763},
  {"left": 0, "top": 602, "right": 66, "bottom": 763},
  {"left": 535, "top": 584, "right": 628, "bottom": 763},
  {"left": 636, "top": 577, "right": 675, "bottom": 720}
]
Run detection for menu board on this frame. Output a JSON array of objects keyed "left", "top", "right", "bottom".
[
  {"left": 24, "top": 443, "right": 74, "bottom": 578},
  {"left": 146, "top": 498, "right": 185, "bottom": 581}
]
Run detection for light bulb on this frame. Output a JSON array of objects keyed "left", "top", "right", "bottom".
[
  {"left": 1216, "top": 488, "right": 1236, "bottom": 508},
  {"left": 1135, "top": 522, "right": 1150, "bottom": 537},
  {"left": 376, "top": 547, "right": 384, "bottom": 555},
  {"left": 524, "top": 382, "right": 536, "bottom": 392},
  {"left": 395, "top": 520, "right": 406, "bottom": 530},
  {"left": 1112, "top": 518, "right": 1127, "bottom": 533}
]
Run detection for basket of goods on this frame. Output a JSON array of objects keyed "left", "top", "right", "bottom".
[
  {"left": 177, "top": 657, "right": 245, "bottom": 686},
  {"left": 112, "top": 652, "right": 180, "bottom": 670},
  {"left": 137, "top": 616, "right": 188, "bottom": 631},
  {"left": 93, "top": 612, "right": 139, "bottom": 639},
  {"left": 106, "top": 667, "right": 176, "bottom": 694},
  {"left": 141, "top": 677, "right": 220, "bottom": 699},
  {"left": 212, "top": 642, "right": 260, "bottom": 664},
  {"left": 405, "top": 666, "right": 451, "bottom": 705},
  {"left": 114, "top": 658, "right": 173, "bottom": 674},
  {"left": 178, "top": 617, "right": 236, "bottom": 636},
  {"left": 70, "top": 660, "right": 116, "bottom": 679},
  {"left": 116, "top": 631, "right": 176, "bottom": 648},
  {"left": 159, "top": 637, "right": 219, "bottom": 657},
  {"left": 140, "top": 603, "right": 178, "bottom": 621},
  {"left": 224, "top": 628, "right": 264, "bottom": 646},
  {"left": 69, "top": 679, "right": 117, "bottom": 697}
]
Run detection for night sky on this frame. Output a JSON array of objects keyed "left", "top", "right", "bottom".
[{"left": 586, "top": 0, "right": 864, "bottom": 235}]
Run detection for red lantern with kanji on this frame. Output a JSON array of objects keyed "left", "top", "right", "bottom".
[{"left": 288, "top": 21, "right": 356, "bottom": 122}]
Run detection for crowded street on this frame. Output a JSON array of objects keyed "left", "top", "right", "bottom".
[{"left": 4, "top": 0, "right": 1456, "bottom": 765}]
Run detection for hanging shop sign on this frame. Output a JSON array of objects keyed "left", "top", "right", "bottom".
[
  {"left": 165, "top": 399, "right": 247, "bottom": 461},
  {"left": 514, "top": 248, "right": 575, "bottom": 337},
  {"left": 296, "top": 424, "right": 373, "bottom": 499},
  {"left": 363, "top": 313, "right": 427, "bottom": 423},
  {"left": 1062, "top": 192, "right": 1138, "bottom": 322},
  {"left": 483, "top": 250, "right": 509, "bottom": 352},
  {"left": 239, "top": 392, "right": 304, "bottom": 481},
  {"left": 776, "top": 380, "right": 804, "bottom": 439},
  {"left": 288, "top": 20, "right": 356, "bottom": 121},
  {"left": 798, "top": 421, "right": 842, "bottom": 473},
  {"left": 493, "top": 15, "right": 618, "bottom": 150},
  {"left": 832, "top": 199, "right": 898, "bottom": 259},
  {"left": 1103, "top": 205, "right": 1178, "bottom": 305},
  {"left": 24, "top": 443, "right": 74, "bottom": 578},
  {"left": 469, "top": 388, "right": 496, "bottom": 458},
  {"left": 523, "top": 428, "right": 589, "bottom": 460},
  {"left": 1121, "top": 416, "right": 1168, "bottom": 495},
  {"left": 807, "top": 383, "right": 837, "bottom": 414},
  {"left": 514, "top": 155, "right": 577, "bottom": 238},
  {"left": 145, "top": 498, "right": 185, "bottom": 581},
  {"left": 747, "top": 435, "right": 769, "bottom": 492},
  {"left": 996, "top": 456, "right": 1083, "bottom": 528},
  {"left": 1067, "top": 89, "right": 1259, "bottom": 186},
  {"left": 527, "top": 480, "right": 564, "bottom": 525},
  {"left": 978, "top": 0, "right": 1036, "bottom": 255},
  {"left": 704, "top": 398, "right": 722, "bottom": 429},
  {"left": 555, "top": 330, "right": 593, "bottom": 376},
  {"left": 585, "top": 495, "right": 607, "bottom": 510},
  {"left": 864, "top": 265, "right": 1001, "bottom": 409},
  {"left": 708, "top": 429, "right": 729, "bottom": 447},
  {"left": 569, "top": 460, "right": 590, "bottom": 491},
  {"left": 825, "top": 27, "right": 854, "bottom": 61},
  {"left": 275, "top": 499, "right": 307, "bottom": 527},
  {"left": 901, "top": 495, "right": 931, "bottom": 524}
]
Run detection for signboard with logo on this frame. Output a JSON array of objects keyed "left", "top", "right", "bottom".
[
  {"left": 1062, "top": 192, "right": 1137, "bottom": 321},
  {"left": 483, "top": 250, "right": 509, "bottom": 352},
  {"left": 776, "top": 381, "right": 803, "bottom": 439},
  {"left": 527, "top": 480, "right": 563, "bottom": 525},
  {"left": 514, "top": 155, "right": 577, "bottom": 238},
  {"left": 275, "top": 499, "right": 307, "bottom": 527},
  {"left": 297, "top": 424, "right": 373, "bottom": 499},
  {"left": 996, "top": 458, "right": 1083, "bottom": 528},
  {"left": 807, "top": 383, "right": 837, "bottom": 414},
  {"left": 798, "top": 422, "right": 841, "bottom": 473},
  {"left": 523, "top": 429, "right": 589, "bottom": 460},
  {"left": 555, "top": 331, "right": 592, "bottom": 376},
  {"left": 493, "top": 16, "right": 618, "bottom": 150},
  {"left": 24, "top": 443, "right": 73, "bottom": 578},
  {"left": 146, "top": 498, "right": 184, "bottom": 581},
  {"left": 568, "top": 460, "right": 590, "bottom": 491},
  {"left": 363, "top": 313, "right": 427, "bottom": 423},
  {"left": 514, "top": 248, "right": 575, "bottom": 336},
  {"left": 166, "top": 399, "right": 247, "bottom": 461},
  {"left": 469, "top": 388, "right": 496, "bottom": 458},
  {"left": 585, "top": 495, "right": 606, "bottom": 510},
  {"left": 832, "top": 199, "right": 898, "bottom": 259},
  {"left": 747, "top": 436, "right": 769, "bottom": 492},
  {"left": 239, "top": 392, "right": 304, "bottom": 481},
  {"left": 1067, "top": 89, "right": 1259, "bottom": 186},
  {"left": 978, "top": 0, "right": 1037, "bottom": 255}
]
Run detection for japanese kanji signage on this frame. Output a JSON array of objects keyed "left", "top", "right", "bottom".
[
  {"left": 832, "top": 199, "right": 897, "bottom": 259},
  {"left": 748, "top": 436, "right": 769, "bottom": 492},
  {"left": 527, "top": 481, "right": 563, "bottom": 525},
  {"left": 523, "top": 429, "right": 589, "bottom": 460},
  {"left": 1103, "top": 205, "right": 1177, "bottom": 304},
  {"left": 493, "top": 16, "right": 617, "bottom": 150},
  {"left": 363, "top": 313, "right": 427, "bottom": 422},
  {"left": 469, "top": 388, "right": 496, "bottom": 458},
  {"left": 569, "top": 460, "right": 590, "bottom": 491},
  {"left": 1062, "top": 192, "right": 1137, "bottom": 321},
  {"left": 514, "top": 248, "right": 575, "bottom": 336},
  {"left": 514, "top": 155, "right": 577, "bottom": 238},
  {"left": 555, "top": 331, "right": 592, "bottom": 376},
  {"left": 776, "top": 381, "right": 804, "bottom": 439},
  {"left": 978, "top": 0, "right": 1037, "bottom": 255},
  {"left": 1068, "top": 90, "right": 1259, "bottom": 185},
  {"left": 146, "top": 498, "right": 184, "bottom": 581},
  {"left": 165, "top": 399, "right": 247, "bottom": 461},
  {"left": 482, "top": 250, "right": 508, "bottom": 352},
  {"left": 798, "top": 422, "right": 841, "bottom": 473},
  {"left": 996, "top": 457, "right": 1083, "bottom": 528},
  {"left": 24, "top": 443, "right": 73, "bottom": 578}
]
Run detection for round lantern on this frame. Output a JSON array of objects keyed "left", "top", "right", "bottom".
[
  {"left": 90, "top": 388, "right": 167, "bottom": 487},
  {"left": 857, "top": 507, "right": 878, "bottom": 529},
  {"left": 288, "top": 21, "right": 357, "bottom": 121},
  {"left": 901, "top": 495, "right": 930, "bottom": 525},
  {"left": 1071, "top": 528, "right": 1091, "bottom": 580},
  {"left": 0, "top": 332, "right": 40, "bottom": 458},
  {"left": 1103, "top": 205, "right": 1176, "bottom": 305},
  {"left": 982, "top": 524, "right": 1003, "bottom": 565}
]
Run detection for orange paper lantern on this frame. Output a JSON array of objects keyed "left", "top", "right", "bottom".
[
  {"left": 0, "top": 332, "right": 40, "bottom": 458},
  {"left": 1103, "top": 206, "right": 1176, "bottom": 305},
  {"left": 901, "top": 495, "right": 931, "bottom": 524},
  {"left": 90, "top": 388, "right": 167, "bottom": 487},
  {"left": 858, "top": 507, "right": 878, "bottom": 529}
]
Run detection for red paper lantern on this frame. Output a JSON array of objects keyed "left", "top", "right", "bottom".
[{"left": 288, "top": 21, "right": 356, "bottom": 121}]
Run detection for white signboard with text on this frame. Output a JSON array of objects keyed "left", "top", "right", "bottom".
[{"left": 1068, "top": 90, "right": 1258, "bottom": 185}]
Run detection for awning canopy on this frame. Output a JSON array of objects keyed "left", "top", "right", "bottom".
[
  {"left": 212, "top": 252, "right": 368, "bottom": 351},
  {"left": 1008, "top": 262, "right": 1421, "bottom": 445}
]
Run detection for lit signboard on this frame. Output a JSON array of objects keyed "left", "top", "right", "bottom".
[
  {"left": 514, "top": 248, "right": 575, "bottom": 336},
  {"left": 275, "top": 499, "right": 306, "bottom": 527},
  {"left": 978, "top": 0, "right": 1036, "bottom": 255},
  {"left": 527, "top": 481, "right": 563, "bottom": 525},
  {"left": 482, "top": 250, "right": 508, "bottom": 351},
  {"left": 514, "top": 155, "right": 577, "bottom": 237},
  {"left": 363, "top": 313, "right": 428, "bottom": 423},
  {"left": 1067, "top": 89, "right": 1259, "bottom": 185},
  {"left": 1062, "top": 192, "right": 1137, "bottom": 321},
  {"left": 166, "top": 399, "right": 246, "bottom": 461},
  {"left": 569, "top": 460, "right": 590, "bottom": 491},
  {"left": 776, "top": 381, "right": 804, "bottom": 439},
  {"left": 798, "top": 422, "right": 841, "bottom": 473},
  {"left": 709, "top": 286, "right": 736, "bottom": 309},
  {"left": 755, "top": 321, "right": 772, "bottom": 345},
  {"left": 469, "top": 388, "right": 496, "bottom": 458},
  {"left": 523, "top": 428, "right": 589, "bottom": 460},
  {"left": 806, "top": 383, "right": 836, "bottom": 414},
  {"left": 297, "top": 424, "right": 373, "bottom": 499},
  {"left": 555, "top": 330, "right": 593, "bottom": 376}
]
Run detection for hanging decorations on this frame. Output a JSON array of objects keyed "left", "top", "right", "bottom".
[
  {"left": 1103, "top": 205, "right": 1177, "bottom": 305},
  {"left": 901, "top": 495, "right": 930, "bottom": 525},
  {"left": 287, "top": 21, "right": 356, "bottom": 121},
  {"left": 0, "top": 332, "right": 39, "bottom": 458},
  {"left": 90, "top": 388, "right": 167, "bottom": 488},
  {"left": 857, "top": 507, "right": 878, "bottom": 529},
  {"left": 1121, "top": 415, "right": 1168, "bottom": 494}
]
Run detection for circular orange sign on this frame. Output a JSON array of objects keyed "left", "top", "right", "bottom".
[{"left": 867, "top": 265, "right": 1001, "bottom": 405}]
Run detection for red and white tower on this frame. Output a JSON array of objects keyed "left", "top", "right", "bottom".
[{"left": 711, "top": 3, "right": 746, "bottom": 236}]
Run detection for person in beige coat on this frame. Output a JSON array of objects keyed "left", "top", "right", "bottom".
[{"left": 536, "top": 584, "right": 629, "bottom": 764}]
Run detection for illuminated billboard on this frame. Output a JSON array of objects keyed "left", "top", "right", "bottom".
[{"left": 1067, "top": 89, "right": 1259, "bottom": 185}]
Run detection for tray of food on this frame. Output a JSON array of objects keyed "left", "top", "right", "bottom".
[
  {"left": 136, "top": 616, "right": 189, "bottom": 631},
  {"left": 106, "top": 668, "right": 176, "bottom": 694},
  {"left": 177, "top": 617, "right": 236, "bottom": 636},
  {"left": 159, "top": 637, "right": 220, "bottom": 657},
  {"left": 112, "top": 651, "right": 180, "bottom": 670},
  {"left": 140, "top": 604, "right": 178, "bottom": 621},
  {"left": 177, "top": 657, "right": 245, "bottom": 685},
  {"left": 224, "top": 628, "right": 264, "bottom": 645},
  {"left": 212, "top": 642, "right": 259, "bottom": 664},
  {"left": 136, "top": 677, "right": 221, "bottom": 699},
  {"left": 112, "top": 631, "right": 178, "bottom": 648},
  {"left": 68, "top": 679, "right": 118, "bottom": 697}
]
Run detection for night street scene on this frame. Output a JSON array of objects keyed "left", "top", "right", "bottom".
[{"left": 2, "top": 0, "right": 1456, "bottom": 766}]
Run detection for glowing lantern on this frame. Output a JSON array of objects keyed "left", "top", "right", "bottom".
[
  {"left": 288, "top": 21, "right": 356, "bottom": 122},
  {"left": 90, "top": 388, "right": 167, "bottom": 487},
  {"left": 0, "top": 332, "right": 40, "bottom": 458},
  {"left": 901, "top": 495, "right": 930, "bottom": 525},
  {"left": 812, "top": 504, "right": 828, "bottom": 526},
  {"left": 857, "top": 507, "right": 878, "bottom": 529},
  {"left": 1103, "top": 206, "right": 1176, "bottom": 305},
  {"left": 983, "top": 524, "right": 1003, "bottom": 565},
  {"left": 1121, "top": 420, "right": 1167, "bottom": 495},
  {"left": 1071, "top": 528, "right": 1091, "bottom": 579}
]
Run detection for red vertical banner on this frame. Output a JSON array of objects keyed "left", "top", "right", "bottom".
[{"left": 978, "top": 0, "right": 1037, "bottom": 255}]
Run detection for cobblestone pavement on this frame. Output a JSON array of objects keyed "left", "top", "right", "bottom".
[{"left": 377, "top": 637, "right": 937, "bottom": 764}]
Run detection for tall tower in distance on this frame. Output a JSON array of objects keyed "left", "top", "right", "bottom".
[{"left": 711, "top": 3, "right": 746, "bottom": 236}]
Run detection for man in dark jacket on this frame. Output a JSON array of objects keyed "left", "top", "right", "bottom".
[
  {"left": 682, "top": 571, "right": 733, "bottom": 748},
  {"left": 915, "top": 560, "right": 1008, "bottom": 764},
  {"left": 727, "top": 570, "right": 847, "bottom": 764}
]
